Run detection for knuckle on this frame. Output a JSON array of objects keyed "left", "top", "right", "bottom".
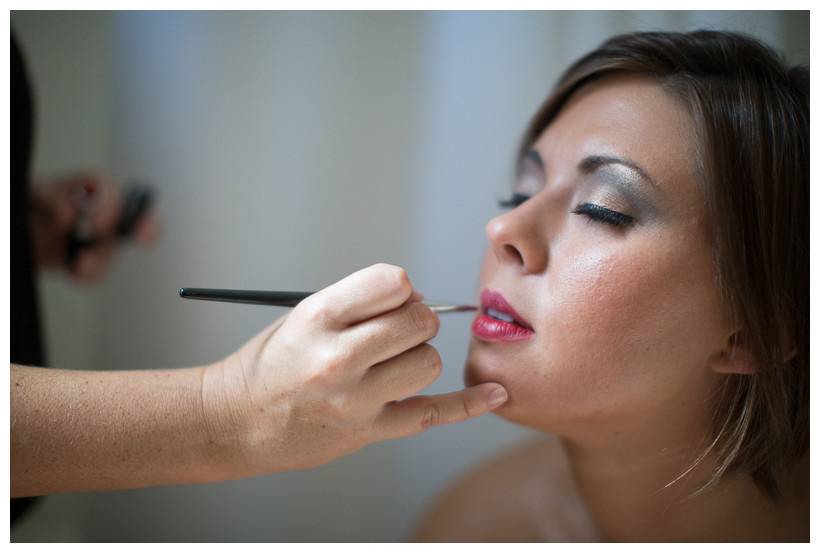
[
  {"left": 419, "top": 344, "right": 441, "bottom": 375},
  {"left": 409, "top": 304, "right": 439, "bottom": 338},
  {"left": 376, "top": 263, "right": 411, "bottom": 298},
  {"left": 420, "top": 403, "right": 441, "bottom": 430},
  {"left": 461, "top": 395, "right": 479, "bottom": 418},
  {"left": 300, "top": 297, "right": 335, "bottom": 325},
  {"left": 355, "top": 326, "right": 382, "bottom": 353},
  {"left": 429, "top": 352, "right": 443, "bottom": 379},
  {"left": 305, "top": 361, "right": 332, "bottom": 384},
  {"left": 329, "top": 393, "right": 356, "bottom": 416},
  {"left": 429, "top": 310, "right": 441, "bottom": 337},
  {"left": 322, "top": 394, "right": 353, "bottom": 418},
  {"left": 394, "top": 269, "right": 412, "bottom": 296},
  {"left": 315, "top": 344, "right": 350, "bottom": 374}
]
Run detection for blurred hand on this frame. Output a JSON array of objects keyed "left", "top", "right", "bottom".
[
  {"left": 29, "top": 171, "right": 159, "bottom": 282},
  {"left": 201, "top": 263, "right": 508, "bottom": 476}
]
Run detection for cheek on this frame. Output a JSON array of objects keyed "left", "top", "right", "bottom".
[
  {"left": 470, "top": 236, "right": 729, "bottom": 427},
  {"left": 546, "top": 243, "right": 725, "bottom": 400},
  {"left": 557, "top": 248, "right": 688, "bottom": 355}
]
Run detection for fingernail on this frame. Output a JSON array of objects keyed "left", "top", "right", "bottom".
[{"left": 488, "top": 387, "right": 508, "bottom": 408}]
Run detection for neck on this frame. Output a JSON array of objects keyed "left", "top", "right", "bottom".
[{"left": 553, "top": 407, "right": 799, "bottom": 541}]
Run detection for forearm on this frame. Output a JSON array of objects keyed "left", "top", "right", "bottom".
[{"left": 11, "top": 363, "right": 239, "bottom": 497}]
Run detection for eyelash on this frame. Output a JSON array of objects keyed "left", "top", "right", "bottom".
[
  {"left": 572, "top": 203, "right": 634, "bottom": 227},
  {"left": 497, "top": 194, "right": 635, "bottom": 228},
  {"left": 496, "top": 193, "right": 530, "bottom": 208}
]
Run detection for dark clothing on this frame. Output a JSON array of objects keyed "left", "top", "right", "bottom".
[
  {"left": 11, "top": 31, "right": 46, "bottom": 526},
  {"left": 11, "top": 35, "right": 43, "bottom": 367}
]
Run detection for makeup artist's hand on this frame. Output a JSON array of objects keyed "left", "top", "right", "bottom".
[
  {"left": 201, "top": 263, "right": 508, "bottom": 476},
  {"left": 29, "top": 171, "right": 159, "bottom": 282}
]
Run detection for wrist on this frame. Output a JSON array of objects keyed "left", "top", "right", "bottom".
[{"left": 199, "top": 360, "right": 260, "bottom": 480}]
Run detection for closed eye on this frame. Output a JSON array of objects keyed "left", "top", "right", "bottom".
[
  {"left": 572, "top": 203, "right": 634, "bottom": 227},
  {"left": 497, "top": 193, "right": 531, "bottom": 209},
  {"left": 498, "top": 196, "right": 636, "bottom": 229}
]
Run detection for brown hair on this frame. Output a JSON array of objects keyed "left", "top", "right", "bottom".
[{"left": 520, "top": 31, "right": 808, "bottom": 499}]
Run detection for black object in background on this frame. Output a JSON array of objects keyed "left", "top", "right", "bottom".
[
  {"left": 116, "top": 185, "right": 154, "bottom": 238},
  {"left": 11, "top": 30, "right": 45, "bottom": 526},
  {"left": 66, "top": 185, "right": 155, "bottom": 266}
]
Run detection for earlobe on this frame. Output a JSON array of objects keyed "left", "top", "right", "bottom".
[{"left": 708, "top": 332, "right": 758, "bottom": 375}]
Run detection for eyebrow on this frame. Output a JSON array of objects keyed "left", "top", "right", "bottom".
[
  {"left": 520, "top": 148, "right": 659, "bottom": 193},
  {"left": 578, "top": 154, "right": 659, "bottom": 189},
  {"left": 516, "top": 148, "right": 545, "bottom": 178},
  {"left": 524, "top": 148, "right": 544, "bottom": 169}
]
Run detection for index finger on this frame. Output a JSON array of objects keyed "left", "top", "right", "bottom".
[
  {"left": 374, "top": 383, "right": 509, "bottom": 440},
  {"left": 300, "top": 263, "right": 415, "bottom": 327}
]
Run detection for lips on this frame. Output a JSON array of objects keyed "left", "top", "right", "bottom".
[{"left": 471, "top": 289, "right": 534, "bottom": 342}]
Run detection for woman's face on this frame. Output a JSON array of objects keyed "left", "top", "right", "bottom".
[{"left": 465, "top": 75, "right": 732, "bottom": 435}]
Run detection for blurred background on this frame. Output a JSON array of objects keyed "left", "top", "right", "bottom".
[{"left": 10, "top": 10, "right": 808, "bottom": 542}]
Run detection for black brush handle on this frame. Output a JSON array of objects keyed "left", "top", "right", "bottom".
[{"left": 179, "top": 288, "right": 315, "bottom": 307}]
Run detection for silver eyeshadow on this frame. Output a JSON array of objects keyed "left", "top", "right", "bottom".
[
  {"left": 517, "top": 149, "right": 661, "bottom": 219},
  {"left": 580, "top": 159, "right": 660, "bottom": 219}
]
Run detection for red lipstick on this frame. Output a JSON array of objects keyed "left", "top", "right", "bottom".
[{"left": 471, "top": 289, "right": 534, "bottom": 342}]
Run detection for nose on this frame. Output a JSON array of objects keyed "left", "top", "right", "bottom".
[{"left": 485, "top": 205, "right": 549, "bottom": 274}]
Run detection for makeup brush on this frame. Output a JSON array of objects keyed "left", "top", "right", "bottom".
[{"left": 178, "top": 288, "right": 477, "bottom": 314}]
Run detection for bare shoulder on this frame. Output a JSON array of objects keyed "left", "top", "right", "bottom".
[{"left": 411, "top": 434, "right": 597, "bottom": 542}]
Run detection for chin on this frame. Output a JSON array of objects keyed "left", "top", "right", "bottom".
[
  {"left": 464, "top": 343, "right": 526, "bottom": 422},
  {"left": 463, "top": 337, "right": 532, "bottom": 386},
  {"left": 464, "top": 340, "right": 578, "bottom": 432},
  {"left": 463, "top": 340, "right": 501, "bottom": 387}
]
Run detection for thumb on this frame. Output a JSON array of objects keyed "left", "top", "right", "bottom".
[{"left": 375, "top": 383, "right": 508, "bottom": 440}]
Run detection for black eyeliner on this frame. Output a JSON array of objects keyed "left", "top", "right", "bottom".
[
  {"left": 573, "top": 203, "right": 634, "bottom": 227},
  {"left": 497, "top": 193, "right": 530, "bottom": 208}
]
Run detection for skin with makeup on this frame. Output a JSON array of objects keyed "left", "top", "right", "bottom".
[{"left": 412, "top": 45, "right": 808, "bottom": 541}]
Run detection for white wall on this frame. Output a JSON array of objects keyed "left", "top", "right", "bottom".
[{"left": 11, "top": 10, "right": 808, "bottom": 541}]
